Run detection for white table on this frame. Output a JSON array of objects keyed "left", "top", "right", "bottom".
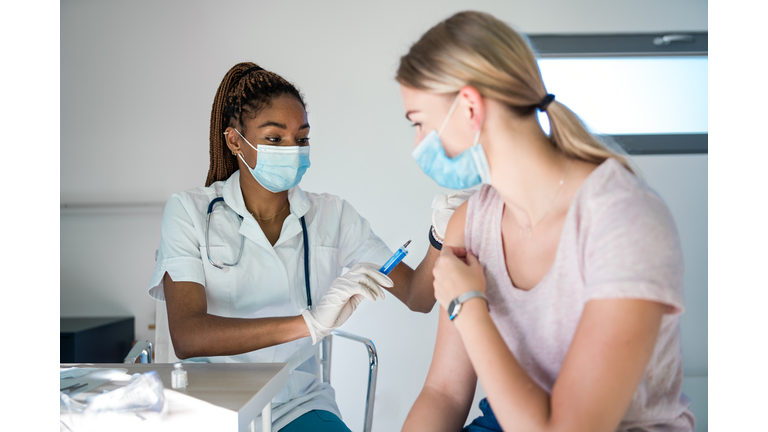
[{"left": 60, "top": 363, "right": 289, "bottom": 432}]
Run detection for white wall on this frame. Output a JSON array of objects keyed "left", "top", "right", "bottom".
[{"left": 61, "top": 1, "right": 708, "bottom": 431}]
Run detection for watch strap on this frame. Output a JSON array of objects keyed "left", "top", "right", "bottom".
[
  {"left": 448, "top": 290, "right": 488, "bottom": 321},
  {"left": 429, "top": 226, "right": 443, "bottom": 250}
]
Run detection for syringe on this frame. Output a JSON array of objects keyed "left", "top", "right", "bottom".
[{"left": 379, "top": 240, "right": 411, "bottom": 275}]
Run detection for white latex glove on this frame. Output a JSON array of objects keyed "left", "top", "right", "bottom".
[
  {"left": 431, "top": 190, "right": 477, "bottom": 240},
  {"left": 301, "top": 262, "right": 392, "bottom": 344}
]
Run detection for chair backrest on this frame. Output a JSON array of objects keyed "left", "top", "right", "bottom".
[{"left": 154, "top": 299, "right": 180, "bottom": 363}]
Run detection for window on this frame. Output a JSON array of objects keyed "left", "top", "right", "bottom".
[{"left": 528, "top": 33, "right": 707, "bottom": 155}]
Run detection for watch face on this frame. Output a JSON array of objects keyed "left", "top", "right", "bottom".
[{"left": 448, "top": 300, "right": 462, "bottom": 321}]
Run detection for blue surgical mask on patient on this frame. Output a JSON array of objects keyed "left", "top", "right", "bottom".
[
  {"left": 235, "top": 129, "right": 311, "bottom": 193},
  {"left": 411, "top": 94, "right": 491, "bottom": 190}
]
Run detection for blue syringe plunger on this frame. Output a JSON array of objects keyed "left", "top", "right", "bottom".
[{"left": 379, "top": 240, "right": 411, "bottom": 275}]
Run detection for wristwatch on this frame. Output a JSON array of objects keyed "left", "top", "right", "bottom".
[{"left": 448, "top": 290, "right": 489, "bottom": 321}]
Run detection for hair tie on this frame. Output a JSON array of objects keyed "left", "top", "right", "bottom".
[
  {"left": 236, "top": 66, "right": 264, "bottom": 83},
  {"left": 538, "top": 94, "right": 555, "bottom": 112}
]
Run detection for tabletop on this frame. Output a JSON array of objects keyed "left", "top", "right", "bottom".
[{"left": 61, "top": 362, "right": 289, "bottom": 432}]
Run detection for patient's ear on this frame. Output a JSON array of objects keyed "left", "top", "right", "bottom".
[{"left": 458, "top": 85, "right": 485, "bottom": 133}]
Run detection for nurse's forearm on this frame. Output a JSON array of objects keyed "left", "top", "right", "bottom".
[
  {"left": 163, "top": 274, "right": 311, "bottom": 359},
  {"left": 387, "top": 245, "right": 439, "bottom": 313},
  {"left": 172, "top": 313, "right": 311, "bottom": 359}
]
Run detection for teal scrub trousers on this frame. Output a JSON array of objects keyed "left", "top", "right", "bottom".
[{"left": 279, "top": 410, "right": 352, "bottom": 432}]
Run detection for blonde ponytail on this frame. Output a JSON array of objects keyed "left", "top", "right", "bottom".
[
  {"left": 396, "top": 11, "right": 634, "bottom": 173},
  {"left": 546, "top": 101, "right": 632, "bottom": 171}
]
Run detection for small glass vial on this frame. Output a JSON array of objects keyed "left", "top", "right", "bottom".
[{"left": 172, "top": 362, "right": 188, "bottom": 389}]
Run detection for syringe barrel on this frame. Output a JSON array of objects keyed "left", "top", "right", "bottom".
[{"left": 379, "top": 246, "right": 409, "bottom": 275}]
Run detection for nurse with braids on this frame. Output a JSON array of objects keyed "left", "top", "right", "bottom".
[
  {"left": 148, "top": 63, "right": 445, "bottom": 431},
  {"left": 398, "top": 12, "right": 695, "bottom": 432}
]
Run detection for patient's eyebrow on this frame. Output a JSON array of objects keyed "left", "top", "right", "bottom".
[{"left": 405, "top": 111, "right": 419, "bottom": 121}]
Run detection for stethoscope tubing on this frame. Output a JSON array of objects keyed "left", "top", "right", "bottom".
[
  {"left": 205, "top": 197, "right": 312, "bottom": 311},
  {"left": 206, "top": 197, "right": 244, "bottom": 269}
]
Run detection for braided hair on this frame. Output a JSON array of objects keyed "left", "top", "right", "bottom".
[{"left": 206, "top": 62, "right": 307, "bottom": 187}]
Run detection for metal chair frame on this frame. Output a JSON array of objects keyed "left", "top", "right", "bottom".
[
  {"left": 320, "top": 330, "right": 378, "bottom": 432},
  {"left": 124, "top": 340, "right": 153, "bottom": 364}
]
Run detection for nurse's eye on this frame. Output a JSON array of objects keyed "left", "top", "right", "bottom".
[
  {"left": 411, "top": 123, "right": 421, "bottom": 128},
  {"left": 266, "top": 136, "right": 281, "bottom": 143},
  {"left": 297, "top": 137, "right": 310, "bottom": 144}
]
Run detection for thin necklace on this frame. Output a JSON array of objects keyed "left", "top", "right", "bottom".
[
  {"left": 516, "top": 159, "right": 573, "bottom": 240},
  {"left": 250, "top": 201, "right": 290, "bottom": 221}
]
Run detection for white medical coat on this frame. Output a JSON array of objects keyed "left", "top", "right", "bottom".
[{"left": 148, "top": 170, "right": 393, "bottom": 430}]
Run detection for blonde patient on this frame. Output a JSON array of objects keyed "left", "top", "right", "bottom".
[{"left": 398, "top": 11, "right": 694, "bottom": 432}]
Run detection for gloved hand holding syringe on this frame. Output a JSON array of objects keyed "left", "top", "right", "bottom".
[
  {"left": 302, "top": 240, "right": 411, "bottom": 345},
  {"left": 379, "top": 240, "right": 411, "bottom": 275}
]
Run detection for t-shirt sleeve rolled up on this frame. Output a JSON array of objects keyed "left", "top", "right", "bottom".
[{"left": 583, "top": 190, "right": 685, "bottom": 315}]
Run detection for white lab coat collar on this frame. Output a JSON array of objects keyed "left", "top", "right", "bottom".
[
  {"left": 287, "top": 186, "right": 311, "bottom": 219},
  {"left": 221, "top": 171, "right": 311, "bottom": 219},
  {"left": 221, "top": 170, "right": 311, "bottom": 251}
]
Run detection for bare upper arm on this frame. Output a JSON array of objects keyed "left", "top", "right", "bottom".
[
  {"left": 420, "top": 201, "right": 476, "bottom": 410},
  {"left": 443, "top": 200, "right": 468, "bottom": 249},
  {"left": 162, "top": 272, "right": 208, "bottom": 347},
  {"left": 550, "top": 298, "right": 666, "bottom": 432}
]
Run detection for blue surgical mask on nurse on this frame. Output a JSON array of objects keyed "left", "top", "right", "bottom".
[{"left": 234, "top": 128, "right": 311, "bottom": 193}]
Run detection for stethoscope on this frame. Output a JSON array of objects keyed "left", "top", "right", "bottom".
[{"left": 205, "top": 197, "right": 312, "bottom": 311}]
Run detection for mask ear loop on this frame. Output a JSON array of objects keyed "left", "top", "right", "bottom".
[
  {"left": 473, "top": 114, "right": 484, "bottom": 147},
  {"left": 234, "top": 128, "right": 259, "bottom": 169},
  {"left": 234, "top": 128, "right": 259, "bottom": 152},
  {"left": 438, "top": 93, "right": 463, "bottom": 136}
]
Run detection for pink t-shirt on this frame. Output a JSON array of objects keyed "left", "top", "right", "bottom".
[{"left": 465, "top": 158, "right": 695, "bottom": 431}]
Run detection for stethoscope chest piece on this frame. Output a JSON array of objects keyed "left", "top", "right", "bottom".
[{"left": 215, "top": 260, "right": 231, "bottom": 273}]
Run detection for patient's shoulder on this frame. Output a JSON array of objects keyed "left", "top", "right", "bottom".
[{"left": 444, "top": 200, "right": 468, "bottom": 249}]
